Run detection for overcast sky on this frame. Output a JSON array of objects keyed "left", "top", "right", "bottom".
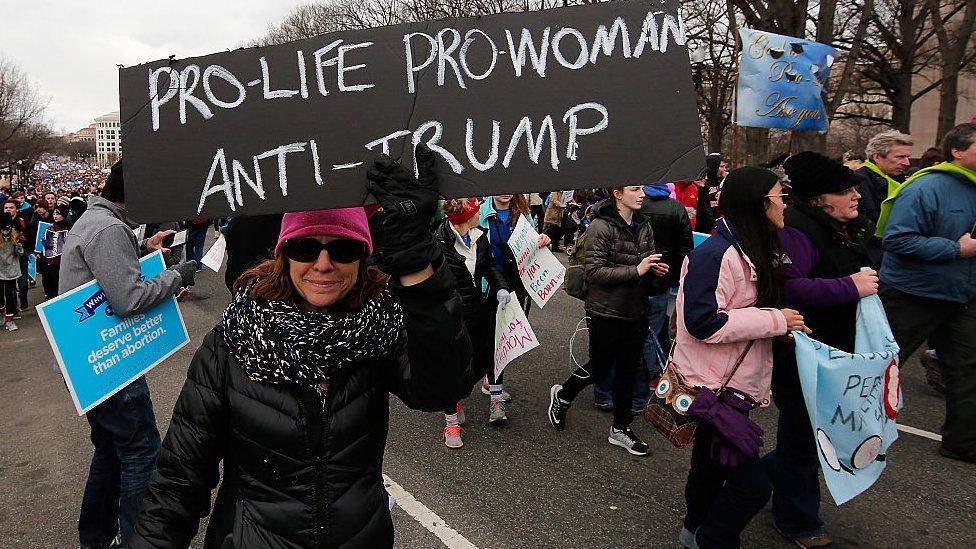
[{"left": 0, "top": 0, "right": 307, "bottom": 133}]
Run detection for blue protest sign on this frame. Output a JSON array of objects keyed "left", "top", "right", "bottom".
[
  {"left": 27, "top": 254, "right": 36, "bottom": 281},
  {"left": 692, "top": 231, "right": 709, "bottom": 248},
  {"left": 34, "top": 221, "right": 51, "bottom": 253},
  {"left": 36, "top": 251, "right": 189, "bottom": 415},
  {"left": 793, "top": 294, "right": 902, "bottom": 505},
  {"left": 736, "top": 28, "right": 837, "bottom": 132}
]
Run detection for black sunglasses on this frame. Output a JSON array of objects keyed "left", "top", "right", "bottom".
[{"left": 282, "top": 238, "right": 366, "bottom": 264}]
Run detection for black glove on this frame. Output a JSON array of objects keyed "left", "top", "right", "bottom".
[
  {"left": 169, "top": 261, "right": 197, "bottom": 287},
  {"left": 366, "top": 144, "right": 442, "bottom": 276}
]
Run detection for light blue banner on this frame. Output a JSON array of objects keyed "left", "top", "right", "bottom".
[
  {"left": 34, "top": 221, "right": 51, "bottom": 253},
  {"left": 36, "top": 251, "right": 189, "bottom": 415},
  {"left": 793, "top": 294, "right": 902, "bottom": 505},
  {"left": 27, "top": 254, "right": 36, "bottom": 281},
  {"left": 736, "top": 28, "right": 837, "bottom": 132},
  {"left": 692, "top": 231, "right": 709, "bottom": 248}
]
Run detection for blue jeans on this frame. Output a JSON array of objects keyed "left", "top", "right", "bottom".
[
  {"left": 763, "top": 347, "right": 824, "bottom": 538},
  {"left": 78, "top": 377, "right": 161, "bottom": 548},
  {"left": 593, "top": 293, "right": 670, "bottom": 411},
  {"left": 684, "top": 423, "right": 772, "bottom": 549},
  {"left": 186, "top": 226, "right": 208, "bottom": 267}
]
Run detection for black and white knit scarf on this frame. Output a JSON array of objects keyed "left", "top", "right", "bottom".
[{"left": 220, "top": 288, "right": 404, "bottom": 387}]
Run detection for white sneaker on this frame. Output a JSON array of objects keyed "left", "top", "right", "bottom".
[
  {"left": 4, "top": 320, "right": 18, "bottom": 332},
  {"left": 488, "top": 399, "right": 508, "bottom": 425},
  {"left": 608, "top": 426, "right": 649, "bottom": 456}
]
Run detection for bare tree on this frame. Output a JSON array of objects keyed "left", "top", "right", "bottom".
[
  {"left": 837, "top": 0, "right": 942, "bottom": 132},
  {"left": 0, "top": 57, "right": 56, "bottom": 181},
  {"left": 684, "top": 0, "right": 737, "bottom": 153},
  {"left": 927, "top": 0, "right": 976, "bottom": 142},
  {"left": 0, "top": 57, "right": 47, "bottom": 153}
]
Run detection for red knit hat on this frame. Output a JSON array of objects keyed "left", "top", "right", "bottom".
[
  {"left": 274, "top": 207, "right": 372, "bottom": 258},
  {"left": 446, "top": 198, "right": 479, "bottom": 225}
]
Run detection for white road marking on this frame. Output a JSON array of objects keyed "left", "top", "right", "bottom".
[
  {"left": 897, "top": 424, "right": 942, "bottom": 442},
  {"left": 383, "top": 474, "right": 478, "bottom": 549}
]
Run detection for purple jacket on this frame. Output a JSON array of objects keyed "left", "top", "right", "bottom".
[{"left": 779, "top": 226, "right": 859, "bottom": 309}]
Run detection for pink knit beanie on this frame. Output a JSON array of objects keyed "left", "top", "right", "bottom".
[{"left": 274, "top": 207, "right": 373, "bottom": 258}]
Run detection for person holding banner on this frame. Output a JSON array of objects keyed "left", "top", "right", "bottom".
[
  {"left": 478, "top": 193, "right": 550, "bottom": 401},
  {"left": 479, "top": 194, "right": 550, "bottom": 312},
  {"left": 38, "top": 205, "right": 71, "bottom": 300},
  {"left": 28, "top": 199, "right": 54, "bottom": 297},
  {"left": 131, "top": 148, "right": 472, "bottom": 549},
  {"left": 673, "top": 168, "right": 807, "bottom": 549},
  {"left": 434, "top": 198, "right": 511, "bottom": 445},
  {"left": 548, "top": 186, "right": 667, "bottom": 456},
  {"left": 765, "top": 152, "right": 878, "bottom": 549},
  {"left": 61, "top": 161, "right": 199, "bottom": 549}
]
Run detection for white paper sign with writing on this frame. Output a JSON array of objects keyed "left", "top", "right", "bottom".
[
  {"left": 507, "top": 215, "right": 565, "bottom": 308},
  {"left": 171, "top": 230, "right": 187, "bottom": 247},
  {"left": 201, "top": 234, "right": 227, "bottom": 272},
  {"left": 493, "top": 299, "right": 540, "bottom": 379}
]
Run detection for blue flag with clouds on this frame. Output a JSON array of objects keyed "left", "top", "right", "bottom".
[
  {"left": 792, "top": 294, "right": 902, "bottom": 505},
  {"left": 736, "top": 28, "right": 838, "bottom": 132}
]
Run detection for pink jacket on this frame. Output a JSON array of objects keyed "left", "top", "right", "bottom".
[{"left": 672, "top": 221, "right": 787, "bottom": 405}]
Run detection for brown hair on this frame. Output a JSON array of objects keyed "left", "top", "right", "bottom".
[
  {"left": 497, "top": 194, "right": 531, "bottom": 227},
  {"left": 233, "top": 255, "right": 388, "bottom": 312},
  {"left": 0, "top": 224, "right": 19, "bottom": 246},
  {"left": 443, "top": 198, "right": 473, "bottom": 216}
]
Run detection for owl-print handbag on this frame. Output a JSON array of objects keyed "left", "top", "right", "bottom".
[{"left": 642, "top": 340, "right": 755, "bottom": 449}]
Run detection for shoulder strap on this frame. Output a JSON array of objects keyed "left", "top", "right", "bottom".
[{"left": 718, "top": 340, "right": 755, "bottom": 392}]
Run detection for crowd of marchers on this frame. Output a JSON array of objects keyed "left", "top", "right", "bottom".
[{"left": 5, "top": 121, "right": 975, "bottom": 549}]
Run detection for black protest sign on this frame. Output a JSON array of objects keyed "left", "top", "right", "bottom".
[{"left": 119, "top": 0, "right": 704, "bottom": 222}]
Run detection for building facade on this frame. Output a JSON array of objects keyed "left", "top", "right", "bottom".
[
  {"left": 69, "top": 124, "right": 96, "bottom": 144},
  {"left": 94, "top": 111, "right": 121, "bottom": 166},
  {"left": 909, "top": 71, "right": 976, "bottom": 156}
]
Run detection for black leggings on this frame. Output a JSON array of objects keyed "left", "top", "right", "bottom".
[
  {"left": 42, "top": 264, "right": 60, "bottom": 300},
  {"left": 559, "top": 314, "right": 647, "bottom": 429},
  {"left": 0, "top": 279, "right": 18, "bottom": 316}
]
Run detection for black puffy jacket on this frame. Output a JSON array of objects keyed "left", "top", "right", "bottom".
[
  {"left": 432, "top": 219, "right": 508, "bottom": 383},
  {"left": 130, "top": 264, "right": 472, "bottom": 549},
  {"left": 583, "top": 199, "right": 656, "bottom": 321},
  {"left": 432, "top": 219, "right": 509, "bottom": 320}
]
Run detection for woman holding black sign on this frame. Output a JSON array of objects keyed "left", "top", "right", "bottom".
[{"left": 130, "top": 148, "right": 472, "bottom": 549}]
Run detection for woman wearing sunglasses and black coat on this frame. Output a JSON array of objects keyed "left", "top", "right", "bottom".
[{"left": 131, "top": 148, "right": 472, "bottom": 549}]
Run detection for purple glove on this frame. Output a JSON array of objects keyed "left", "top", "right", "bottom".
[
  {"left": 711, "top": 435, "right": 749, "bottom": 467},
  {"left": 688, "top": 387, "right": 764, "bottom": 461}
]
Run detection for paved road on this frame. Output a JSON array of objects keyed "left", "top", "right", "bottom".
[{"left": 1, "top": 237, "right": 973, "bottom": 548}]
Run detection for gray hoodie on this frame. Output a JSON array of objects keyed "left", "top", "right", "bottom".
[
  {"left": 0, "top": 238, "right": 23, "bottom": 280},
  {"left": 59, "top": 196, "right": 182, "bottom": 317}
]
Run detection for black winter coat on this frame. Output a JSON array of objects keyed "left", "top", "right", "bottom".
[
  {"left": 583, "top": 199, "right": 656, "bottom": 321},
  {"left": 432, "top": 219, "right": 509, "bottom": 322},
  {"left": 640, "top": 196, "right": 693, "bottom": 293},
  {"left": 773, "top": 203, "right": 873, "bottom": 394},
  {"left": 130, "top": 264, "right": 472, "bottom": 549},
  {"left": 433, "top": 219, "right": 508, "bottom": 382},
  {"left": 222, "top": 214, "right": 283, "bottom": 291}
]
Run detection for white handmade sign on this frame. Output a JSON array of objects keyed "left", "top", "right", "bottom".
[
  {"left": 201, "top": 234, "right": 227, "bottom": 272},
  {"left": 493, "top": 299, "right": 539, "bottom": 379},
  {"left": 507, "top": 215, "right": 565, "bottom": 308}
]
